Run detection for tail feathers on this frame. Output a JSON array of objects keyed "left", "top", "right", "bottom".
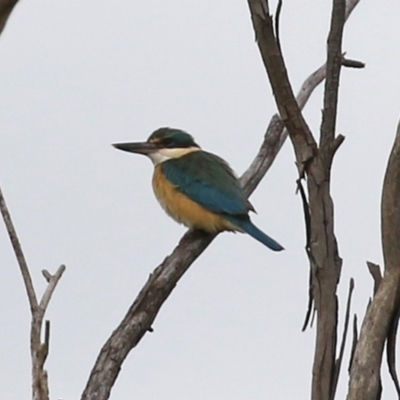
[{"left": 227, "top": 216, "right": 284, "bottom": 251}]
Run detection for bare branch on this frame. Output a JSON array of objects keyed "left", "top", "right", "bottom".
[
  {"left": 0, "top": 184, "right": 65, "bottom": 400},
  {"left": 347, "top": 120, "right": 400, "bottom": 399},
  {"left": 342, "top": 58, "right": 365, "bottom": 68},
  {"left": 320, "top": 0, "right": 346, "bottom": 150},
  {"left": 31, "top": 266, "right": 65, "bottom": 400},
  {"left": 0, "top": 182, "right": 65, "bottom": 399},
  {"left": 242, "top": 60, "right": 328, "bottom": 195},
  {"left": 39, "top": 265, "right": 66, "bottom": 311},
  {"left": 243, "top": 57, "right": 354, "bottom": 196},
  {"left": 381, "top": 121, "right": 400, "bottom": 271},
  {"left": 0, "top": 183, "right": 38, "bottom": 311},
  {"left": 42, "top": 269, "right": 52, "bottom": 283},
  {"left": 81, "top": 230, "right": 215, "bottom": 400},
  {"left": 247, "top": 0, "right": 317, "bottom": 168},
  {"left": 382, "top": 119, "right": 400, "bottom": 398},
  {"left": 246, "top": 2, "right": 361, "bottom": 400}
]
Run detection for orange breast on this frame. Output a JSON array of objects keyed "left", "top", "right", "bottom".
[{"left": 152, "top": 165, "right": 237, "bottom": 233}]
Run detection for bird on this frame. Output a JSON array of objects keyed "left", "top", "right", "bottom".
[{"left": 113, "top": 127, "right": 284, "bottom": 251}]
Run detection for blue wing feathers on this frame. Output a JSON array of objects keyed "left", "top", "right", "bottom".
[
  {"left": 227, "top": 216, "right": 284, "bottom": 251},
  {"left": 161, "top": 151, "right": 248, "bottom": 215}
]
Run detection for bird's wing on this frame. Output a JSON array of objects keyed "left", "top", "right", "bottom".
[{"left": 161, "top": 151, "right": 249, "bottom": 215}]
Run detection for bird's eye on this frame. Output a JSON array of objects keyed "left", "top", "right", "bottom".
[{"left": 162, "top": 138, "right": 174, "bottom": 146}]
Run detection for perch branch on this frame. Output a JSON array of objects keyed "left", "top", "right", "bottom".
[
  {"left": 80, "top": 32, "right": 344, "bottom": 400},
  {"left": 81, "top": 60, "right": 327, "bottom": 398},
  {"left": 81, "top": 1, "right": 361, "bottom": 398}
]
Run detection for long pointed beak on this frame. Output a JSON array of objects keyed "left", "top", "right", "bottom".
[{"left": 112, "top": 141, "right": 159, "bottom": 155}]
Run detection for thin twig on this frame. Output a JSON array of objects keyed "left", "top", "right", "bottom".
[
  {"left": 0, "top": 184, "right": 38, "bottom": 311},
  {"left": 342, "top": 58, "right": 365, "bottom": 68},
  {"left": 39, "top": 265, "right": 66, "bottom": 310},
  {"left": 0, "top": 180, "right": 65, "bottom": 400}
]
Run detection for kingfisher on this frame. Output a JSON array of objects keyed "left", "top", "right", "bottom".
[{"left": 113, "top": 127, "right": 283, "bottom": 251}]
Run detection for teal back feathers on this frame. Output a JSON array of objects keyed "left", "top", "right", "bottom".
[
  {"left": 161, "top": 151, "right": 249, "bottom": 215},
  {"left": 161, "top": 150, "right": 284, "bottom": 251}
]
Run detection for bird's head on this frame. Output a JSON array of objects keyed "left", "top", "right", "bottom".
[{"left": 113, "top": 127, "right": 200, "bottom": 165}]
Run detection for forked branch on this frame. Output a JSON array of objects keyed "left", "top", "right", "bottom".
[
  {"left": 247, "top": 1, "right": 358, "bottom": 400},
  {"left": 0, "top": 185, "right": 66, "bottom": 400}
]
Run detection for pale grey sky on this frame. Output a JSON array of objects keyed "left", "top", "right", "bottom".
[{"left": 0, "top": 1, "right": 399, "bottom": 399}]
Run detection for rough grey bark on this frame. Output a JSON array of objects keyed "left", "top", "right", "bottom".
[
  {"left": 347, "top": 121, "right": 400, "bottom": 400},
  {"left": 246, "top": 1, "right": 355, "bottom": 400}
]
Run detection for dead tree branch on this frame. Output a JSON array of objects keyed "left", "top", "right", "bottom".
[
  {"left": 0, "top": 184, "right": 66, "bottom": 400},
  {"left": 320, "top": 0, "right": 346, "bottom": 150},
  {"left": 0, "top": 185, "right": 38, "bottom": 312},
  {"left": 347, "top": 120, "right": 400, "bottom": 400},
  {"left": 247, "top": 1, "right": 359, "bottom": 400}
]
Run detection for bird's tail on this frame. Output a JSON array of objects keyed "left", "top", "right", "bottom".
[{"left": 227, "top": 216, "right": 284, "bottom": 251}]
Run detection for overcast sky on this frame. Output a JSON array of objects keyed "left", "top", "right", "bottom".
[{"left": 1, "top": 1, "right": 399, "bottom": 399}]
